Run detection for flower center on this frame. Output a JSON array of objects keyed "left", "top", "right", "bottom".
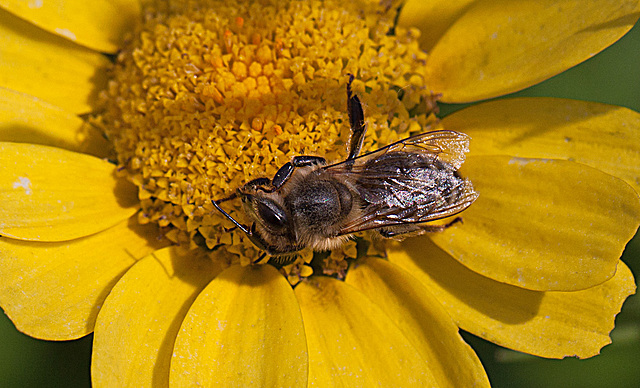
[{"left": 96, "top": 0, "right": 438, "bottom": 277}]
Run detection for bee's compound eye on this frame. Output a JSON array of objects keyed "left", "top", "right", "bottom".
[{"left": 256, "top": 200, "right": 288, "bottom": 230}]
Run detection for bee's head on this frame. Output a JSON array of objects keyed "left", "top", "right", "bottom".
[
  {"left": 238, "top": 190, "right": 291, "bottom": 237},
  {"left": 237, "top": 189, "right": 302, "bottom": 255},
  {"left": 212, "top": 189, "right": 296, "bottom": 256}
]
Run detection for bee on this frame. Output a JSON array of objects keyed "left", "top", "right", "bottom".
[{"left": 213, "top": 75, "right": 478, "bottom": 262}]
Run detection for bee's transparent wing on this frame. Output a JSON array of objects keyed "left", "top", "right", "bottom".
[
  {"left": 336, "top": 179, "right": 478, "bottom": 235},
  {"left": 335, "top": 129, "right": 471, "bottom": 170},
  {"left": 325, "top": 130, "right": 478, "bottom": 235}
]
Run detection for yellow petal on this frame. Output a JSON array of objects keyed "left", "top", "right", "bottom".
[
  {"left": 346, "top": 258, "right": 490, "bottom": 388},
  {"left": 92, "top": 246, "right": 223, "bottom": 388},
  {"left": 0, "top": 217, "right": 166, "bottom": 340},
  {"left": 0, "top": 142, "right": 139, "bottom": 242},
  {"left": 170, "top": 265, "right": 308, "bottom": 387},
  {"left": 389, "top": 237, "right": 636, "bottom": 358},
  {"left": 0, "top": 87, "right": 112, "bottom": 158},
  {"left": 295, "top": 276, "right": 438, "bottom": 386},
  {"left": 397, "top": 0, "right": 475, "bottom": 52},
  {"left": 443, "top": 97, "right": 640, "bottom": 194},
  {"left": 426, "top": 0, "right": 640, "bottom": 102},
  {"left": 0, "top": 0, "right": 140, "bottom": 53},
  {"left": 0, "top": 9, "right": 109, "bottom": 113},
  {"left": 430, "top": 155, "right": 640, "bottom": 291}
]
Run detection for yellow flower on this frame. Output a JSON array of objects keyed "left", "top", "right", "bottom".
[{"left": 1, "top": 0, "right": 639, "bottom": 386}]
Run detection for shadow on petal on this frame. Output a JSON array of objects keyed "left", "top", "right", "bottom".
[{"left": 391, "top": 236, "right": 543, "bottom": 325}]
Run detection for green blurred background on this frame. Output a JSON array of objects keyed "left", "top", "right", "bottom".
[{"left": 2, "top": 19, "right": 640, "bottom": 388}]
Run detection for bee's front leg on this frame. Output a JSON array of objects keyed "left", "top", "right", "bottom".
[
  {"left": 243, "top": 177, "right": 273, "bottom": 192},
  {"left": 271, "top": 155, "right": 327, "bottom": 188}
]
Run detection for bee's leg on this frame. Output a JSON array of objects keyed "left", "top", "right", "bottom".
[
  {"left": 214, "top": 191, "right": 238, "bottom": 203},
  {"left": 267, "top": 254, "right": 299, "bottom": 267},
  {"left": 346, "top": 74, "right": 366, "bottom": 160},
  {"left": 271, "top": 155, "right": 327, "bottom": 189},
  {"left": 378, "top": 224, "right": 423, "bottom": 238},
  {"left": 243, "top": 177, "right": 273, "bottom": 192},
  {"left": 291, "top": 155, "right": 327, "bottom": 167},
  {"left": 419, "top": 217, "right": 463, "bottom": 232},
  {"left": 252, "top": 252, "right": 269, "bottom": 265},
  {"left": 378, "top": 217, "right": 463, "bottom": 238}
]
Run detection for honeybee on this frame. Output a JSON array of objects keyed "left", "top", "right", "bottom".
[{"left": 213, "top": 76, "right": 478, "bottom": 261}]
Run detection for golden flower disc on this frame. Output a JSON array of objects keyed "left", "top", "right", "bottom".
[{"left": 96, "top": 0, "right": 438, "bottom": 268}]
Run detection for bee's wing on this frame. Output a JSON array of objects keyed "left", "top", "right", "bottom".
[
  {"left": 324, "top": 130, "right": 478, "bottom": 235},
  {"left": 335, "top": 179, "right": 478, "bottom": 236},
  {"left": 325, "top": 129, "right": 472, "bottom": 174},
  {"left": 361, "top": 129, "right": 471, "bottom": 169}
]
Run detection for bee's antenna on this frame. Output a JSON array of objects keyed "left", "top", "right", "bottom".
[
  {"left": 212, "top": 199, "right": 251, "bottom": 236},
  {"left": 212, "top": 199, "right": 273, "bottom": 255}
]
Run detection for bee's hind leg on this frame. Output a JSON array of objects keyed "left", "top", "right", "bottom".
[
  {"left": 420, "top": 217, "right": 463, "bottom": 232},
  {"left": 378, "top": 217, "right": 463, "bottom": 239},
  {"left": 346, "top": 74, "right": 367, "bottom": 160}
]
